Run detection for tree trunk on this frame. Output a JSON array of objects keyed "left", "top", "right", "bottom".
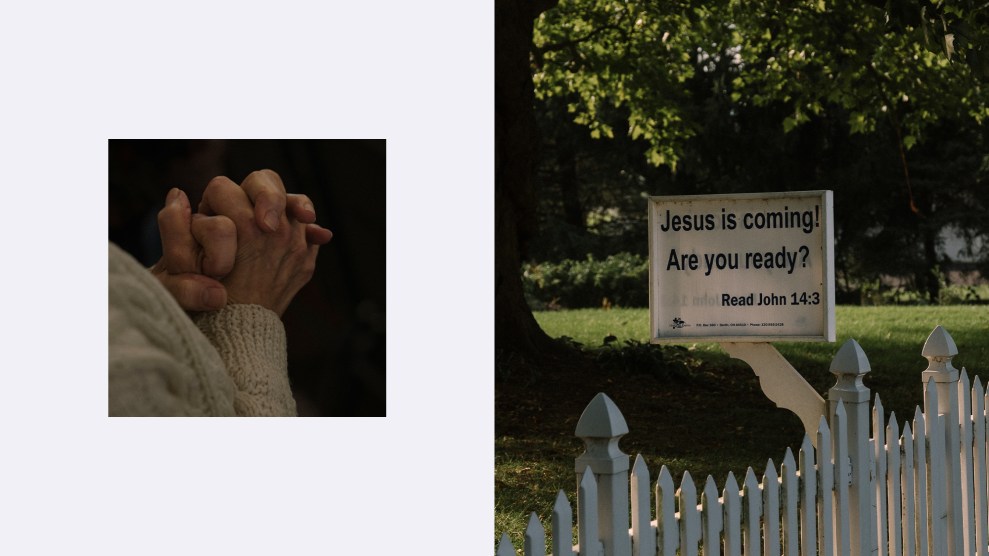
[{"left": 495, "top": 0, "right": 563, "bottom": 361}]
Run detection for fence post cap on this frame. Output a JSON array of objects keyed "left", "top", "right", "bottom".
[
  {"left": 921, "top": 325, "right": 958, "bottom": 358},
  {"left": 575, "top": 392, "right": 629, "bottom": 438},
  {"left": 829, "top": 338, "right": 870, "bottom": 376},
  {"left": 828, "top": 339, "right": 870, "bottom": 404},
  {"left": 921, "top": 325, "right": 958, "bottom": 380}
]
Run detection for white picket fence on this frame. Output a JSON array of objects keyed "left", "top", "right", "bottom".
[{"left": 497, "top": 326, "right": 989, "bottom": 556}]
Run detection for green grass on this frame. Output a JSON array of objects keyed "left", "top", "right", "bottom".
[
  {"left": 534, "top": 305, "right": 989, "bottom": 416},
  {"left": 497, "top": 305, "right": 988, "bottom": 552}
]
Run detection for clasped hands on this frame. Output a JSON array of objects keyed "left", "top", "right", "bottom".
[{"left": 150, "top": 170, "right": 333, "bottom": 317}]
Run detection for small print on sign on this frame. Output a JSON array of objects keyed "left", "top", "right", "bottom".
[{"left": 649, "top": 191, "right": 835, "bottom": 343}]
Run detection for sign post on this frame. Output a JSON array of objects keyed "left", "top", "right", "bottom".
[{"left": 648, "top": 191, "right": 835, "bottom": 438}]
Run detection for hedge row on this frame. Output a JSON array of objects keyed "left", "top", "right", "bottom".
[
  {"left": 523, "top": 253, "right": 649, "bottom": 309},
  {"left": 522, "top": 253, "right": 989, "bottom": 310}
]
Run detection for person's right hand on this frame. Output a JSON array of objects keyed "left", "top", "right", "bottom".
[
  {"left": 153, "top": 173, "right": 331, "bottom": 312},
  {"left": 198, "top": 169, "right": 333, "bottom": 317}
]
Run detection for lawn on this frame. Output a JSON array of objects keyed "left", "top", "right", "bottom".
[
  {"left": 495, "top": 305, "right": 988, "bottom": 552},
  {"left": 533, "top": 305, "right": 989, "bottom": 417}
]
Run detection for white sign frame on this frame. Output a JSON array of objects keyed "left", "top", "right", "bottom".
[{"left": 649, "top": 190, "right": 835, "bottom": 343}]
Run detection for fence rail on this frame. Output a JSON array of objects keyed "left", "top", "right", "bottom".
[{"left": 497, "top": 326, "right": 988, "bottom": 556}]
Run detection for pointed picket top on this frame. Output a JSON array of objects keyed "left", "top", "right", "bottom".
[
  {"left": 922, "top": 325, "right": 958, "bottom": 358},
  {"left": 924, "top": 377, "right": 940, "bottom": 415},
  {"left": 679, "top": 470, "right": 697, "bottom": 506},
  {"left": 495, "top": 532, "right": 515, "bottom": 556},
  {"left": 743, "top": 466, "right": 761, "bottom": 498},
  {"left": 782, "top": 447, "right": 796, "bottom": 472},
  {"left": 817, "top": 415, "right": 830, "bottom": 438},
  {"left": 575, "top": 392, "right": 629, "bottom": 438},
  {"left": 703, "top": 475, "right": 720, "bottom": 506},
  {"left": 764, "top": 458, "right": 779, "bottom": 483},
  {"left": 913, "top": 405, "right": 926, "bottom": 437},
  {"left": 579, "top": 465, "right": 597, "bottom": 491},
  {"left": 834, "top": 398, "right": 847, "bottom": 421},
  {"left": 553, "top": 489, "right": 570, "bottom": 514},
  {"left": 887, "top": 411, "right": 899, "bottom": 440},
  {"left": 632, "top": 453, "right": 650, "bottom": 482},
  {"left": 799, "top": 435, "right": 814, "bottom": 465},
  {"left": 552, "top": 490, "right": 573, "bottom": 556},
  {"left": 524, "top": 512, "right": 545, "bottom": 556},
  {"left": 725, "top": 470, "right": 740, "bottom": 497}
]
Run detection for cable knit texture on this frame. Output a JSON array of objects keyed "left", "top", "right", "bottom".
[
  {"left": 194, "top": 305, "right": 296, "bottom": 416},
  {"left": 108, "top": 242, "right": 297, "bottom": 416}
]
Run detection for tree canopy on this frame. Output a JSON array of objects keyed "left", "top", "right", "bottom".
[{"left": 527, "top": 0, "right": 989, "bottom": 301}]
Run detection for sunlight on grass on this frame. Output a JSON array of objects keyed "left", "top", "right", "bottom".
[{"left": 535, "top": 305, "right": 988, "bottom": 406}]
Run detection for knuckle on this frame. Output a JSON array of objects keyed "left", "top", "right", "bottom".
[
  {"left": 206, "top": 175, "right": 231, "bottom": 189},
  {"left": 205, "top": 215, "right": 236, "bottom": 237}
]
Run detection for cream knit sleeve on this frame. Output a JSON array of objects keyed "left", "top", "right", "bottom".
[{"left": 195, "top": 305, "right": 298, "bottom": 416}]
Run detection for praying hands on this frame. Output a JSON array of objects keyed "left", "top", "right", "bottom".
[{"left": 150, "top": 169, "right": 333, "bottom": 316}]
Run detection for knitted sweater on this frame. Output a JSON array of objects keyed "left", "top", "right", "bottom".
[{"left": 108, "top": 242, "right": 297, "bottom": 416}]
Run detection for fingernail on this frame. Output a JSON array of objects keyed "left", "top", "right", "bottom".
[
  {"left": 202, "top": 286, "right": 226, "bottom": 309},
  {"left": 167, "top": 188, "right": 181, "bottom": 205},
  {"left": 304, "top": 202, "right": 315, "bottom": 215},
  {"left": 264, "top": 209, "right": 280, "bottom": 231}
]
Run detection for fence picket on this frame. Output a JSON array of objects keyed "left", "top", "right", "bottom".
[
  {"left": 496, "top": 533, "right": 516, "bottom": 556},
  {"left": 630, "top": 455, "right": 655, "bottom": 556},
  {"left": 925, "top": 380, "right": 949, "bottom": 556},
  {"left": 702, "top": 476, "right": 723, "bottom": 556},
  {"left": 552, "top": 490, "right": 572, "bottom": 556},
  {"left": 961, "top": 369, "right": 976, "bottom": 556},
  {"left": 833, "top": 401, "right": 852, "bottom": 556},
  {"left": 901, "top": 422, "right": 916, "bottom": 556},
  {"left": 875, "top": 395, "right": 888, "bottom": 556},
  {"left": 763, "top": 460, "right": 781, "bottom": 556},
  {"left": 912, "top": 407, "right": 930, "bottom": 556},
  {"left": 781, "top": 449, "right": 799, "bottom": 556},
  {"left": 743, "top": 467, "right": 762, "bottom": 556},
  {"left": 656, "top": 465, "right": 678, "bottom": 556},
  {"left": 886, "top": 414, "right": 902, "bottom": 556},
  {"left": 678, "top": 472, "right": 701, "bottom": 556},
  {"left": 973, "top": 377, "right": 988, "bottom": 556},
  {"left": 724, "top": 472, "right": 743, "bottom": 556},
  {"left": 817, "top": 416, "right": 835, "bottom": 556},
  {"left": 798, "top": 436, "right": 817, "bottom": 556},
  {"left": 578, "top": 468, "right": 603, "bottom": 556},
  {"left": 525, "top": 512, "right": 546, "bottom": 556}
]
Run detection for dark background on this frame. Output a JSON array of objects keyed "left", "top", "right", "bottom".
[{"left": 109, "top": 139, "right": 386, "bottom": 416}]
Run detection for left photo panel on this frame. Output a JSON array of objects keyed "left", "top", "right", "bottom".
[{"left": 108, "top": 139, "right": 386, "bottom": 417}]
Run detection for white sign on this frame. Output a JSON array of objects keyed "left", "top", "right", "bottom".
[{"left": 649, "top": 191, "right": 835, "bottom": 342}]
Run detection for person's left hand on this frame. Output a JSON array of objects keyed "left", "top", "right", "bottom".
[{"left": 151, "top": 188, "right": 236, "bottom": 311}]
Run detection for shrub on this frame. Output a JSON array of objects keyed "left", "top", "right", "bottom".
[{"left": 523, "top": 253, "right": 649, "bottom": 309}]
